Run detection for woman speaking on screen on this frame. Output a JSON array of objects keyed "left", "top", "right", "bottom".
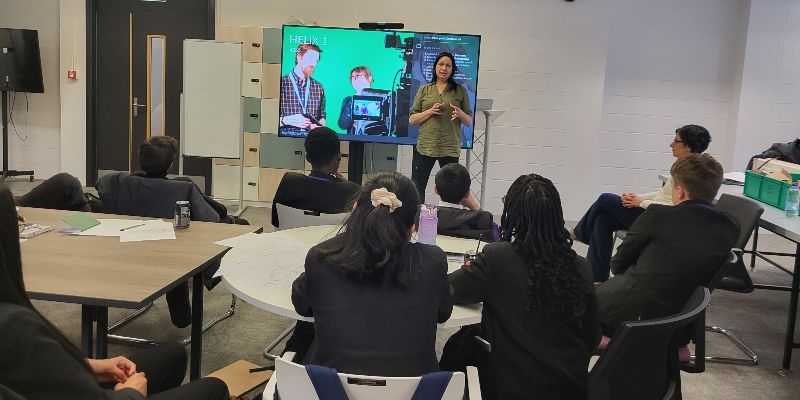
[{"left": 409, "top": 52, "right": 473, "bottom": 202}]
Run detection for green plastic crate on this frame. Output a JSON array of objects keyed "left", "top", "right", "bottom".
[{"left": 744, "top": 170, "right": 790, "bottom": 210}]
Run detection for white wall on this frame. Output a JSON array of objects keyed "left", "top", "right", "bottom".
[
  {"left": 732, "top": 0, "right": 800, "bottom": 170},
  {"left": 598, "top": 0, "right": 750, "bottom": 198},
  {"left": 0, "top": 0, "right": 61, "bottom": 180},
  {"left": 58, "top": 0, "right": 87, "bottom": 184},
  {"left": 218, "top": 0, "right": 611, "bottom": 219}
]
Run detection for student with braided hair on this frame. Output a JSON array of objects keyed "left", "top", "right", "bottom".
[{"left": 447, "top": 174, "right": 600, "bottom": 400}]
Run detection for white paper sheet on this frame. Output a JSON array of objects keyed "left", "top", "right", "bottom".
[
  {"left": 214, "top": 232, "right": 310, "bottom": 257},
  {"left": 215, "top": 247, "right": 308, "bottom": 289},
  {"left": 119, "top": 219, "right": 176, "bottom": 242},
  {"left": 74, "top": 219, "right": 146, "bottom": 237},
  {"left": 724, "top": 172, "right": 746, "bottom": 183}
]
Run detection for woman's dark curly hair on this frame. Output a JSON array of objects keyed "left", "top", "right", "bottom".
[{"left": 500, "top": 174, "right": 589, "bottom": 323}]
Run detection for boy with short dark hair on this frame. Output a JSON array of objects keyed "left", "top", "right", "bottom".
[{"left": 434, "top": 163, "right": 497, "bottom": 241}]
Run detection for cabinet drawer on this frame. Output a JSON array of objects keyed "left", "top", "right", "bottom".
[
  {"left": 262, "top": 28, "right": 281, "bottom": 64},
  {"left": 364, "top": 143, "right": 398, "bottom": 172},
  {"left": 259, "top": 168, "right": 303, "bottom": 202},
  {"left": 212, "top": 164, "right": 259, "bottom": 201},
  {"left": 242, "top": 27, "right": 264, "bottom": 63},
  {"left": 243, "top": 97, "right": 262, "bottom": 133},
  {"left": 260, "top": 133, "right": 305, "bottom": 169},
  {"left": 241, "top": 62, "right": 262, "bottom": 98},
  {"left": 243, "top": 132, "right": 260, "bottom": 167},
  {"left": 262, "top": 63, "right": 281, "bottom": 99},
  {"left": 260, "top": 98, "right": 279, "bottom": 134}
]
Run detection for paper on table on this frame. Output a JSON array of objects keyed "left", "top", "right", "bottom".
[
  {"left": 74, "top": 219, "right": 146, "bottom": 237},
  {"left": 724, "top": 172, "right": 745, "bottom": 183},
  {"left": 120, "top": 219, "right": 176, "bottom": 242},
  {"left": 215, "top": 232, "right": 310, "bottom": 257},
  {"left": 215, "top": 247, "right": 308, "bottom": 289}
]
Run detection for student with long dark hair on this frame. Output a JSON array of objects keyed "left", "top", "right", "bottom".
[
  {"left": 447, "top": 174, "right": 600, "bottom": 400},
  {"left": 291, "top": 172, "right": 453, "bottom": 376},
  {"left": 0, "top": 183, "right": 229, "bottom": 399},
  {"left": 409, "top": 52, "right": 473, "bottom": 202}
]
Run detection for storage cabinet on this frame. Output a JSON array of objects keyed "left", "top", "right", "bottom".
[
  {"left": 214, "top": 26, "right": 400, "bottom": 203},
  {"left": 260, "top": 133, "right": 305, "bottom": 170},
  {"left": 241, "top": 62, "right": 262, "bottom": 98}
]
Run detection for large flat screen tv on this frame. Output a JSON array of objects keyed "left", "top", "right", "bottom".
[
  {"left": 0, "top": 28, "right": 44, "bottom": 93},
  {"left": 278, "top": 25, "right": 480, "bottom": 148}
]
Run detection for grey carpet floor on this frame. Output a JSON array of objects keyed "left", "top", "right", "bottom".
[{"left": 8, "top": 178, "right": 800, "bottom": 398}]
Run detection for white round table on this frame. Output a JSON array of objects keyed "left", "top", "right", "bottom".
[{"left": 221, "top": 225, "right": 484, "bottom": 328}]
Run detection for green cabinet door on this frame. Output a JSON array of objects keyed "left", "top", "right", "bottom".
[
  {"left": 243, "top": 97, "right": 262, "bottom": 133},
  {"left": 260, "top": 133, "right": 306, "bottom": 169},
  {"left": 364, "top": 143, "right": 398, "bottom": 172}
]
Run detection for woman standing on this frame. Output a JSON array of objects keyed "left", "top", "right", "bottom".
[
  {"left": 0, "top": 183, "right": 229, "bottom": 399},
  {"left": 291, "top": 172, "right": 452, "bottom": 376},
  {"left": 447, "top": 174, "right": 600, "bottom": 400},
  {"left": 409, "top": 52, "right": 473, "bottom": 202}
]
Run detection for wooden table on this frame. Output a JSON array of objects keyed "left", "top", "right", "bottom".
[{"left": 19, "top": 207, "right": 259, "bottom": 380}]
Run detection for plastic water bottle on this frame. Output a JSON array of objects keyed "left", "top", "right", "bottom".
[
  {"left": 418, "top": 204, "right": 438, "bottom": 245},
  {"left": 786, "top": 182, "right": 800, "bottom": 219}
]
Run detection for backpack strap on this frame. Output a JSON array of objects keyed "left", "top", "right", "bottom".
[
  {"left": 305, "top": 364, "right": 349, "bottom": 400},
  {"left": 411, "top": 371, "right": 453, "bottom": 400}
]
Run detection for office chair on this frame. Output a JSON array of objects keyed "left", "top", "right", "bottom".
[{"left": 588, "top": 287, "right": 711, "bottom": 400}]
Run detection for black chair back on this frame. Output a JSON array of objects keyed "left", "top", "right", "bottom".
[
  {"left": 714, "top": 194, "right": 763, "bottom": 293},
  {"left": 589, "top": 287, "right": 711, "bottom": 400}
]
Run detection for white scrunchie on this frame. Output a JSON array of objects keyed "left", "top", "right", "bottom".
[{"left": 370, "top": 187, "right": 403, "bottom": 213}]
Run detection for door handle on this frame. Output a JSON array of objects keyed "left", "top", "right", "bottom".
[{"left": 132, "top": 97, "right": 147, "bottom": 118}]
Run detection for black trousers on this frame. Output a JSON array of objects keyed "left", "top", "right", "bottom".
[
  {"left": 16, "top": 173, "right": 90, "bottom": 211},
  {"left": 411, "top": 147, "right": 459, "bottom": 203},
  {"left": 120, "top": 342, "right": 229, "bottom": 400}
]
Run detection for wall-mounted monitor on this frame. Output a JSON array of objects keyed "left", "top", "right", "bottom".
[
  {"left": 0, "top": 28, "right": 44, "bottom": 93},
  {"left": 278, "top": 25, "right": 480, "bottom": 148}
]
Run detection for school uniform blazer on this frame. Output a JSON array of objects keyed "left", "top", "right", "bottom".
[
  {"left": 596, "top": 200, "right": 739, "bottom": 329},
  {"left": 0, "top": 303, "right": 144, "bottom": 399},
  {"left": 270, "top": 171, "right": 360, "bottom": 228},
  {"left": 449, "top": 242, "right": 600, "bottom": 400},
  {"left": 292, "top": 237, "right": 453, "bottom": 376}
]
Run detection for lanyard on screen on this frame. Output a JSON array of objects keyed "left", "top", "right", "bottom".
[{"left": 289, "top": 71, "right": 311, "bottom": 114}]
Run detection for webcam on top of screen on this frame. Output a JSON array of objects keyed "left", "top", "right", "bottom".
[{"left": 359, "top": 22, "right": 405, "bottom": 30}]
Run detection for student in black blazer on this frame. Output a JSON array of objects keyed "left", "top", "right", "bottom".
[
  {"left": 291, "top": 172, "right": 452, "bottom": 376},
  {"left": 447, "top": 174, "right": 600, "bottom": 400},
  {"left": 0, "top": 184, "right": 229, "bottom": 400},
  {"left": 434, "top": 163, "right": 497, "bottom": 241},
  {"left": 596, "top": 154, "right": 739, "bottom": 333},
  {"left": 271, "top": 127, "right": 360, "bottom": 228}
]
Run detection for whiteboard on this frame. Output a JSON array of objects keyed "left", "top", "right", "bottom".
[{"left": 182, "top": 39, "right": 242, "bottom": 158}]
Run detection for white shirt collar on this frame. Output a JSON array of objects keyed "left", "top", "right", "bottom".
[{"left": 438, "top": 200, "right": 466, "bottom": 209}]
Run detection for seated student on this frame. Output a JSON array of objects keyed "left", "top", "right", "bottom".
[
  {"left": 96, "top": 136, "right": 222, "bottom": 328},
  {"left": 596, "top": 154, "right": 738, "bottom": 335},
  {"left": 0, "top": 183, "right": 230, "bottom": 400},
  {"left": 573, "top": 124, "right": 712, "bottom": 282},
  {"left": 434, "top": 163, "right": 497, "bottom": 241},
  {"left": 446, "top": 174, "right": 600, "bottom": 400},
  {"left": 291, "top": 172, "right": 452, "bottom": 376},
  {"left": 271, "top": 126, "right": 360, "bottom": 228},
  {"left": 15, "top": 172, "right": 90, "bottom": 211},
  {"left": 135, "top": 136, "right": 230, "bottom": 221}
]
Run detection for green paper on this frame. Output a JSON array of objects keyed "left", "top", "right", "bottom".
[{"left": 60, "top": 213, "right": 101, "bottom": 232}]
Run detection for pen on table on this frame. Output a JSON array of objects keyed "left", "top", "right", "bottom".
[
  {"left": 249, "top": 366, "right": 274, "bottom": 373},
  {"left": 120, "top": 223, "right": 146, "bottom": 232}
]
